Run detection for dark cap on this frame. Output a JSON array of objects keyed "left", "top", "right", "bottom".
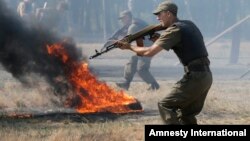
[
  {"left": 153, "top": 1, "right": 178, "bottom": 16},
  {"left": 118, "top": 10, "right": 132, "bottom": 19}
]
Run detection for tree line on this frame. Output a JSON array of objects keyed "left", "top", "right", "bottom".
[
  {"left": 4, "top": 0, "right": 250, "bottom": 42},
  {"left": 69, "top": 0, "right": 250, "bottom": 42}
]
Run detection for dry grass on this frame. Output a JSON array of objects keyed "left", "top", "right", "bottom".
[
  {"left": 1, "top": 41, "right": 250, "bottom": 140},
  {"left": 0, "top": 80, "right": 62, "bottom": 109},
  {"left": 0, "top": 80, "right": 250, "bottom": 141}
]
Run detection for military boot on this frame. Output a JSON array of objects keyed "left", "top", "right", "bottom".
[
  {"left": 116, "top": 82, "right": 130, "bottom": 90},
  {"left": 147, "top": 82, "right": 160, "bottom": 91}
]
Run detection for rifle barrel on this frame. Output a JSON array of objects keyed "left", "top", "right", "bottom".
[{"left": 89, "top": 24, "right": 165, "bottom": 59}]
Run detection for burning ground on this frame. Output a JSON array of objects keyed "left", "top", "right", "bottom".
[
  {"left": 0, "top": 79, "right": 250, "bottom": 141},
  {"left": 0, "top": 1, "right": 142, "bottom": 117},
  {"left": 1, "top": 42, "right": 250, "bottom": 141},
  {"left": 1, "top": 1, "right": 250, "bottom": 141}
]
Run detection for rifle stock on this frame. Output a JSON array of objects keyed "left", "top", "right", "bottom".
[{"left": 89, "top": 24, "right": 165, "bottom": 59}]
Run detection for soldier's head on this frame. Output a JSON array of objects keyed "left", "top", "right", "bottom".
[
  {"left": 153, "top": 1, "right": 178, "bottom": 27},
  {"left": 118, "top": 10, "right": 133, "bottom": 26}
]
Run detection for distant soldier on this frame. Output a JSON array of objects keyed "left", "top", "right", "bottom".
[
  {"left": 36, "top": 1, "right": 71, "bottom": 35},
  {"left": 102, "top": 13, "right": 130, "bottom": 48},
  {"left": 111, "top": 10, "right": 159, "bottom": 90},
  {"left": 17, "top": 0, "right": 36, "bottom": 22}
]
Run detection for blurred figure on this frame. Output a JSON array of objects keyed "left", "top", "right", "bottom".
[
  {"left": 102, "top": 11, "right": 131, "bottom": 47},
  {"left": 110, "top": 10, "right": 159, "bottom": 91},
  {"left": 17, "top": 0, "right": 36, "bottom": 21},
  {"left": 116, "top": 1, "right": 212, "bottom": 124},
  {"left": 36, "top": 1, "right": 71, "bottom": 35}
]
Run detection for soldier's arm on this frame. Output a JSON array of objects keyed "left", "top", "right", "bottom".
[{"left": 118, "top": 25, "right": 181, "bottom": 57}]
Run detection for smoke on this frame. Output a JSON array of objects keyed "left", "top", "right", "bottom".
[{"left": 0, "top": 0, "right": 83, "bottom": 107}]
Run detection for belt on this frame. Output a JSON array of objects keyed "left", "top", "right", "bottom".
[
  {"left": 187, "top": 57, "right": 210, "bottom": 66},
  {"left": 184, "top": 65, "right": 210, "bottom": 73}
]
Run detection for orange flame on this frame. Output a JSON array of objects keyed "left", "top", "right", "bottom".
[{"left": 47, "top": 43, "right": 142, "bottom": 114}]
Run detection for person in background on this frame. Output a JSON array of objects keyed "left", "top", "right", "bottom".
[
  {"left": 17, "top": 0, "right": 36, "bottom": 21},
  {"left": 116, "top": 1, "right": 212, "bottom": 125},
  {"left": 35, "top": 1, "right": 71, "bottom": 35},
  {"left": 108, "top": 10, "right": 159, "bottom": 91}
]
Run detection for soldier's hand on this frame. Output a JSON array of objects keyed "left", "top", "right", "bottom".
[
  {"left": 116, "top": 41, "right": 131, "bottom": 50},
  {"left": 149, "top": 33, "right": 160, "bottom": 42}
]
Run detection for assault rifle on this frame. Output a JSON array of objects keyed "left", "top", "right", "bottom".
[
  {"left": 100, "top": 25, "right": 129, "bottom": 51},
  {"left": 89, "top": 24, "right": 165, "bottom": 59},
  {"left": 239, "top": 68, "right": 250, "bottom": 79}
]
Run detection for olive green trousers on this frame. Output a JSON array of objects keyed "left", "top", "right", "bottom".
[{"left": 158, "top": 71, "right": 212, "bottom": 125}]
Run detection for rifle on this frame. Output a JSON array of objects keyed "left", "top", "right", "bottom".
[
  {"left": 89, "top": 24, "right": 165, "bottom": 59},
  {"left": 101, "top": 25, "right": 130, "bottom": 50},
  {"left": 239, "top": 68, "right": 250, "bottom": 79}
]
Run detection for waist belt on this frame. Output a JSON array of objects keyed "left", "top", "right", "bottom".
[
  {"left": 184, "top": 65, "right": 210, "bottom": 73},
  {"left": 187, "top": 57, "right": 210, "bottom": 66}
]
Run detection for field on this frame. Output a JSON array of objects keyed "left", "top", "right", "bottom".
[{"left": 0, "top": 42, "right": 250, "bottom": 141}]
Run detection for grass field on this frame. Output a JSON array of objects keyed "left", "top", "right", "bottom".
[
  {"left": 0, "top": 80, "right": 250, "bottom": 141},
  {"left": 1, "top": 42, "right": 250, "bottom": 141}
]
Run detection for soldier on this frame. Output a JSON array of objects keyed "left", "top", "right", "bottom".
[
  {"left": 17, "top": 0, "right": 36, "bottom": 21},
  {"left": 116, "top": 1, "right": 213, "bottom": 125},
  {"left": 36, "top": 1, "right": 71, "bottom": 35},
  {"left": 112, "top": 10, "right": 159, "bottom": 91}
]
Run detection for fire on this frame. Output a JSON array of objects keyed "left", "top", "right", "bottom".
[{"left": 46, "top": 43, "right": 142, "bottom": 114}]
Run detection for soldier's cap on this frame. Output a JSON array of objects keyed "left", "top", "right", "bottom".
[
  {"left": 153, "top": 1, "right": 178, "bottom": 16},
  {"left": 118, "top": 10, "right": 132, "bottom": 19}
]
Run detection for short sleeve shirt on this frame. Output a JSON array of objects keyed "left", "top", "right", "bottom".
[{"left": 154, "top": 25, "right": 181, "bottom": 51}]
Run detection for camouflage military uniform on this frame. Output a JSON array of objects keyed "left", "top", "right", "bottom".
[{"left": 154, "top": 21, "right": 213, "bottom": 125}]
